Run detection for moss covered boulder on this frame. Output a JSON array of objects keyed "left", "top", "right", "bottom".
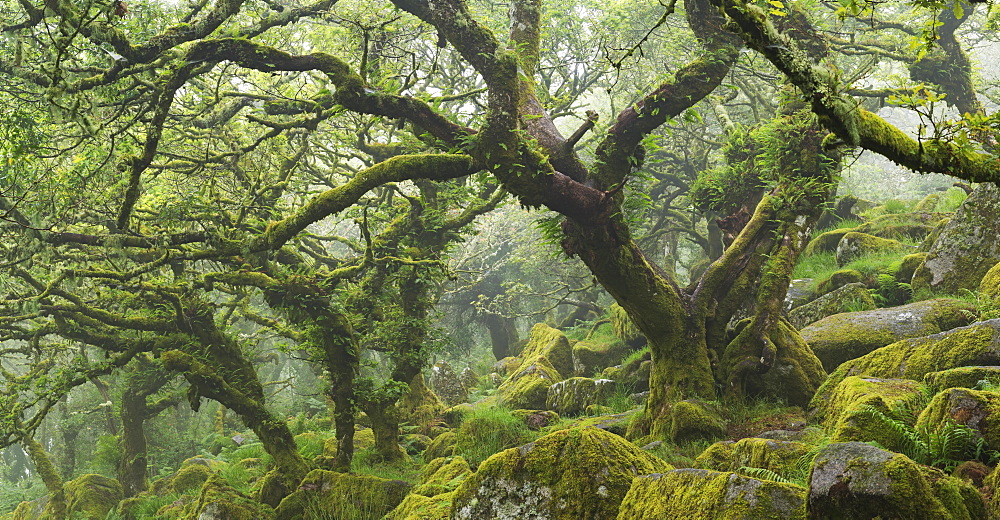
[
  {"left": 696, "top": 438, "right": 810, "bottom": 476},
  {"left": 980, "top": 261, "right": 1000, "bottom": 298},
  {"left": 896, "top": 252, "right": 928, "bottom": 285},
  {"left": 807, "top": 442, "right": 984, "bottom": 519},
  {"left": 912, "top": 183, "right": 1000, "bottom": 293},
  {"left": 915, "top": 387, "right": 1000, "bottom": 449},
  {"left": 385, "top": 457, "right": 471, "bottom": 519},
  {"left": 814, "top": 270, "right": 865, "bottom": 298},
  {"left": 788, "top": 282, "right": 874, "bottom": 329},
  {"left": 496, "top": 356, "right": 563, "bottom": 409},
  {"left": 520, "top": 323, "right": 575, "bottom": 379},
  {"left": 188, "top": 475, "right": 274, "bottom": 520},
  {"left": 616, "top": 469, "right": 806, "bottom": 519},
  {"left": 451, "top": 427, "right": 671, "bottom": 520},
  {"left": 511, "top": 409, "right": 561, "bottom": 430},
  {"left": 817, "top": 318, "right": 1000, "bottom": 398},
  {"left": 742, "top": 319, "right": 827, "bottom": 409},
  {"left": 835, "top": 232, "right": 907, "bottom": 267},
  {"left": 805, "top": 228, "right": 855, "bottom": 256},
  {"left": 854, "top": 212, "right": 943, "bottom": 241},
  {"left": 423, "top": 430, "right": 457, "bottom": 462},
  {"left": 572, "top": 340, "right": 629, "bottom": 376},
  {"left": 546, "top": 377, "right": 614, "bottom": 416},
  {"left": 800, "top": 298, "right": 975, "bottom": 372},
  {"left": 669, "top": 400, "right": 726, "bottom": 444},
  {"left": 63, "top": 474, "right": 123, "bottom": 520},
  {"left": 923, "top": 366, "right": 1000, "bottom": 393},
  {"left": 274, "top": 470, "right": 411, "bottom": 520},
  {"left": 810, "top": 376, "right": 925, "bottom": 448}
]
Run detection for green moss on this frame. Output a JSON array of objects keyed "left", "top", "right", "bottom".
[
  {"left": 412, "top": 456, "right": 472, "bottom": 497},
  {"left": 669, "top": 400, "right": 726, "bottom": 444},
  {"left": 896, "top": 252, "right": 928, "bottom": 284},
  {"left": 789, "top": 282, "right": 873, "bottom": 329},
  {"left": 979, "top": 261, "right": 1000, "bottom": 298},
  {"left": 383, "top": 492, "right": 453, "bottom": 520},
  {"left": 188, "top": 475, "right": 274, "bottom": 520},
  {"left": 453, "top": 407, "right": 533, "bottom": 466},
  {"left": 805, "top": 228, "right": 855, "bottom": 256},
  {"left": 814, "top": 269, "right": 864, "bottom": 297},
  {"left": 545, "top": 377, "right": 614, "bottom": 416},
  {"left": 617, "top": 469, "right": 806, "bottom": 518},
  {"left": 742, "top": 319, "right": 827, "bottom": 408},
  {"left": 519, "top": 323, "right": 574, "bottom": 378},
  {"left": 835, "top": 232, "right": 907, "bottom": 267},
  {"left": 923, "top": 366, "right": 1000, "bottom": 393},
  {"left": 696, "top": 438, "right": 810, "bottom": 477},
  {"left": 171, "top": 463, "right": 213, "bottom": 493},
  {"left": 811, "top": 376, "right": 925, "bottom": 448},
  {"left": 572, "top": 339, "right": 629, "bottom": 377},
  {"left": 272, "top": 470, "right": 411, "bottom": 520},
  {"left": 451, "top": 427, "right": 672, "bottom": 519},
  {"left": 915, "top": 387, "right": 1000, "bottom": 450},
  {"left": 61, "top": 474, "right": 123, "bottom": 520},
  {"left": 610, "top": 303, "right": 643, "bottom": 346},
  {"left": 815, "top": 319, "right": 1000, "bottom": 401},
  {"left": 496, "top": 355, "right": 562, "bottom": 409},
  {"left": 422, "top": 431, "right": 457, "bottom": 463}
]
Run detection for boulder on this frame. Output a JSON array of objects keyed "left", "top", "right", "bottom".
[
  {"left": 817, "top": 318, "right": 1000, "bottom": 397},
  {"left": 805, "top": 228, "right": 854, "bottom": 256},
  {"left": 915, "top": 387, "right": 1000, "bottom": 449},
  {"left": 854, "top": 212, "right": 943, "bottom": 241},
  {"left": 742, "top": 319, "right": 827, "bottom": 409},
  {"left": 696, "top": 438, "right": 811, "bottom": 476},
  {"left": 511, "top": 409, "right": 560, "bottom": 430},
  {"left": 546, "top": 377, "right": 614, "bottom": 416},
  {"left": 191, "top": 475, "right": 274, "bottom": 520},
  {"left": 431, "top": 360, "right": 468, "bottom": 407},
  {"left": 385, "top": 457, "right": 472, "bottom": 520},
  {"left": 274, "top": 470, "right": 411, "bottom": 520},
  {"left": 895, "top": 252, "right": 928, "bottom": 285},
  {"left": 496, "top": 356, "right": 563, "bottom": 409},
  {"left": 807, "top": 442, "right": 984, "bottom": 519},
  {"left": 980, "top": 261, "right": 1000, "bottom": 298},
  {"left": 423, "top": 431, "right": 457, "bottom": 463},
  {"left": 923, "top": 366, "right": 1000, "bottom": 393},
  {"left": 520, "top": 323, "right": 575, "bottom": 379},
  {"left": 835, "top": 232, "right": 907, "bottom": 267},
  {"left": 810, "top": 376, "right": 925, "bottom": 448},
  {"left": 913, "top": 182, "right": 1000, "bottom": 293},
  {"left": 788, "top": 282, "right": 874, "bottom": 329},
  {"left": 565, "top": 409, "right": 640, "bottom": 437},
  {"left": 573, "top": 340, "right": 629, "bottom": 377},
  {"left": 800, "top": 298, "right": 975, "bottom": 372},
  {"left": 814, "top": 270, "right": 864, "bottom": 298},
  {"left": 785, "top": 278, "right": 815, "bottom": 311},
  {"left": 616, "top": 469, "right": 806, "bottom": 519},
  {"left": 670, "top": 400, "right": 726, "bottom": 444},
  {"left": 459, "top": 367, "right": 479, "bottom": 390},
  {"left": 451, "top": 427, "right": 671, "bottom": 520},
  {"left": 63, "top": 474, "right": 123, "bottom": 520}
]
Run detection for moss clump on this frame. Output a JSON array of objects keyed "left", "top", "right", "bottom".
[
  {"left": 520, "top": 323, "right": 574, "bottom": 378},
  {"left": 422, "top": 431, "right": 457, "bottom": 463},
  {"left": 855, "top": 212, "right": 943, "bottom": 240},
  {"left": 273, "top": 470, "right": 411, "bottom": 520},
  {"left": 788, "top": 282, "right": 873, "bottom": 329},
  {"left": 610, "top": 303, "right": 644, "bottom": 346},
  {"left": 412, "top": 456, "right": 472, "bottom": 497},
  {"left": 61, "top": 474, "right": 123, "bottom": 520},
  {"left": 546, "top": 377, "right": 614, "bottom": 416},
  {"left": 896, "top": 252, "right": 928, "bottom": 284},
  {"left": 923, "top": 366, "right": 1000, "bottom": 393},
  {"left": 800, "top": 298, "right": 975, "bottom": 372},
  {"left": 572, "top": 339, "right": 629, "bottom": 377},
  {"left": 915, "top": 387, "right": 1000, "bottom": 450},
  {"left": 383, "top": 493, "right": 453, "bottom": 520},
  {"left": 669, "top": 400, "right": 726, "bottom": 444},
  {"left": 451, "top": 427, "right": 671, "bottom": 520},
  {"left": 805, "top": 228, "right": 855, "bottom": 256},
  {"left": 980, "top": 261, "right": 1000, "bottom": 298},
  {"left": 696, "top": 438, "right": 810, "bottom": 476},
  {"left": 835, "top": 232, "right": 907, "bottom": 267},
  {"left": 811, "top": 376, "right": 925, "bottom": 448},
  {"left": 808, "top": 442, "right": 984, "bottom": 519},
  {"left": 496, "top": 355, "right": 562, "bottom": 409},
  {"left": 188, "top": 475, "right": 274, "bottom": 520},
  {"left": 741, "top": 319, "right": 827, "bottom": 408},
  {"left": 171, "top": 463, "right": 213, "bottom": 493},
  {"left": 814, "top": 269, "right": 864, "bottom": 297},
  {"left": 815, "top": 319, "right": 1000, "bottom": 400},
  {"left": 617, "top": 469, "right": 807, "bottom": 518}
]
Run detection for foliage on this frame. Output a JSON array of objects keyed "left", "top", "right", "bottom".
[{"left": 453, "top": 407, "right": 536, "bottom": 466}]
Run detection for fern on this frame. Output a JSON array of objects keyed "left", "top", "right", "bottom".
[{"left": 737, "top": 466, "right": 797, "bottom": 485}]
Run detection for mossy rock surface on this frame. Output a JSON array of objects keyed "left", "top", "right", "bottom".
[
  {"left": 807, "top": 442, "right": 984, "bottom": 520},
  {"left": 855, "top": 212, "right": 942, "bottom": 241},
  {"left": 572, "top": 340, "right": 629, "bottom": 377},
  {"left": 788, "top": 282, "right": 873, "bottom": 329},
  {"left": 423, "top": 430, "right": 457, "bottom": 462},
  {"left": 496, "top": 355, "right": 563, "bottom": 409},
  {"left": 511, "top": 409, "right": 560, "bottom": 430},
  {"left": 811, "top": 376, "right": 925, "bottom": 448},
  {"left": 805, "top": 228, "right": 855, "bottom": 256},
  {"left": 60, "top": 474, "right": 123, "bottom": 520},
  {"left": 785, "top": 278, "right": 816, "bottom": 311},
  {"left": 451, "top": 427, "right": 672, "bottom": 520},
  {"left": 413, "top": 456, "right": 472, "bottom": 497},
  {"left": 520, "top": 323, "right": 575, "bottom": 379},
  {"left": 273, "top": 470, "right": 411, "bottom": 520},
  {"left": 546, "top": 377, "right": 614, "bottom": 416},
  {"left": 563, "top": 409, "right": 639, "bottom": 438},
  {"left": 814, "top": 269, "right": 865, "bottom": 298},
  {"left": 670, "top": 400, "right": 726, "bottom": 444},
  {"left": 923, "top": 366, "right": 1000, "bottom": 393},
  {"left": 172, "top": 462, "right": 214, "bottom": 493},
  {"left": 616, "top": 469, "right": 806, "bottom": 519},
  {"left": 384, "top": 492, "right": 453, "bottom": 520},
  {"left": 916, "top": 387, "right": 1000, "bottom": 450},
  {"left": 980, "top": 261, "right": 1000, "bottom": 298},
  {"left": 695, "top": 438, "right": 810, "bottom": 476},
  {"left": 815, "top": 318, "right": 1000, "bottom": 400},
  {"left": 189, "top": 475, "right": 274, "bottom": 520},
  {"left": 897, "top": 252, "right": 929, "bottom": 284},
  {"left": 800, "top": 298, "right": 975, "bottom": 372},
  {"left": 835, "top": 232, "right": 907, "bottom": 267},
  {"left": 491, "top": 357, "right": 521, "bottom": 378},
  {"left": 913, "top": 183, "right": 1000, "bottom": 293},
  {"left": 742, "top": 319, "right": 827, "bottom": 408}
]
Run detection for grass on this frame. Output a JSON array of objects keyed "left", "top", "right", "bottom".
[
  {"left": 453, "top": 407, "right": 536, "bottom": 466},
  {"left": 933, "top": 187, "right": 968, "bottom": 213},
  {"left": 792, "top": 251, "right": 837, "bottom": 279},
  {"left": 351, "top": 448, "right": 422, "bottom": 482},
  {"left": 644, "top": 439, "right": 715, "bottom": 468},
  {"left": 603, "top": 382, "right": 639, "bottom": 414},
  {"left": 619, "top": 345, "right": 650, "bottom": 368}
]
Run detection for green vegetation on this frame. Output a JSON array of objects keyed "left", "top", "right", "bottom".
[{"left": 453, "top": 407, "right": 536, "bottom": 467}]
